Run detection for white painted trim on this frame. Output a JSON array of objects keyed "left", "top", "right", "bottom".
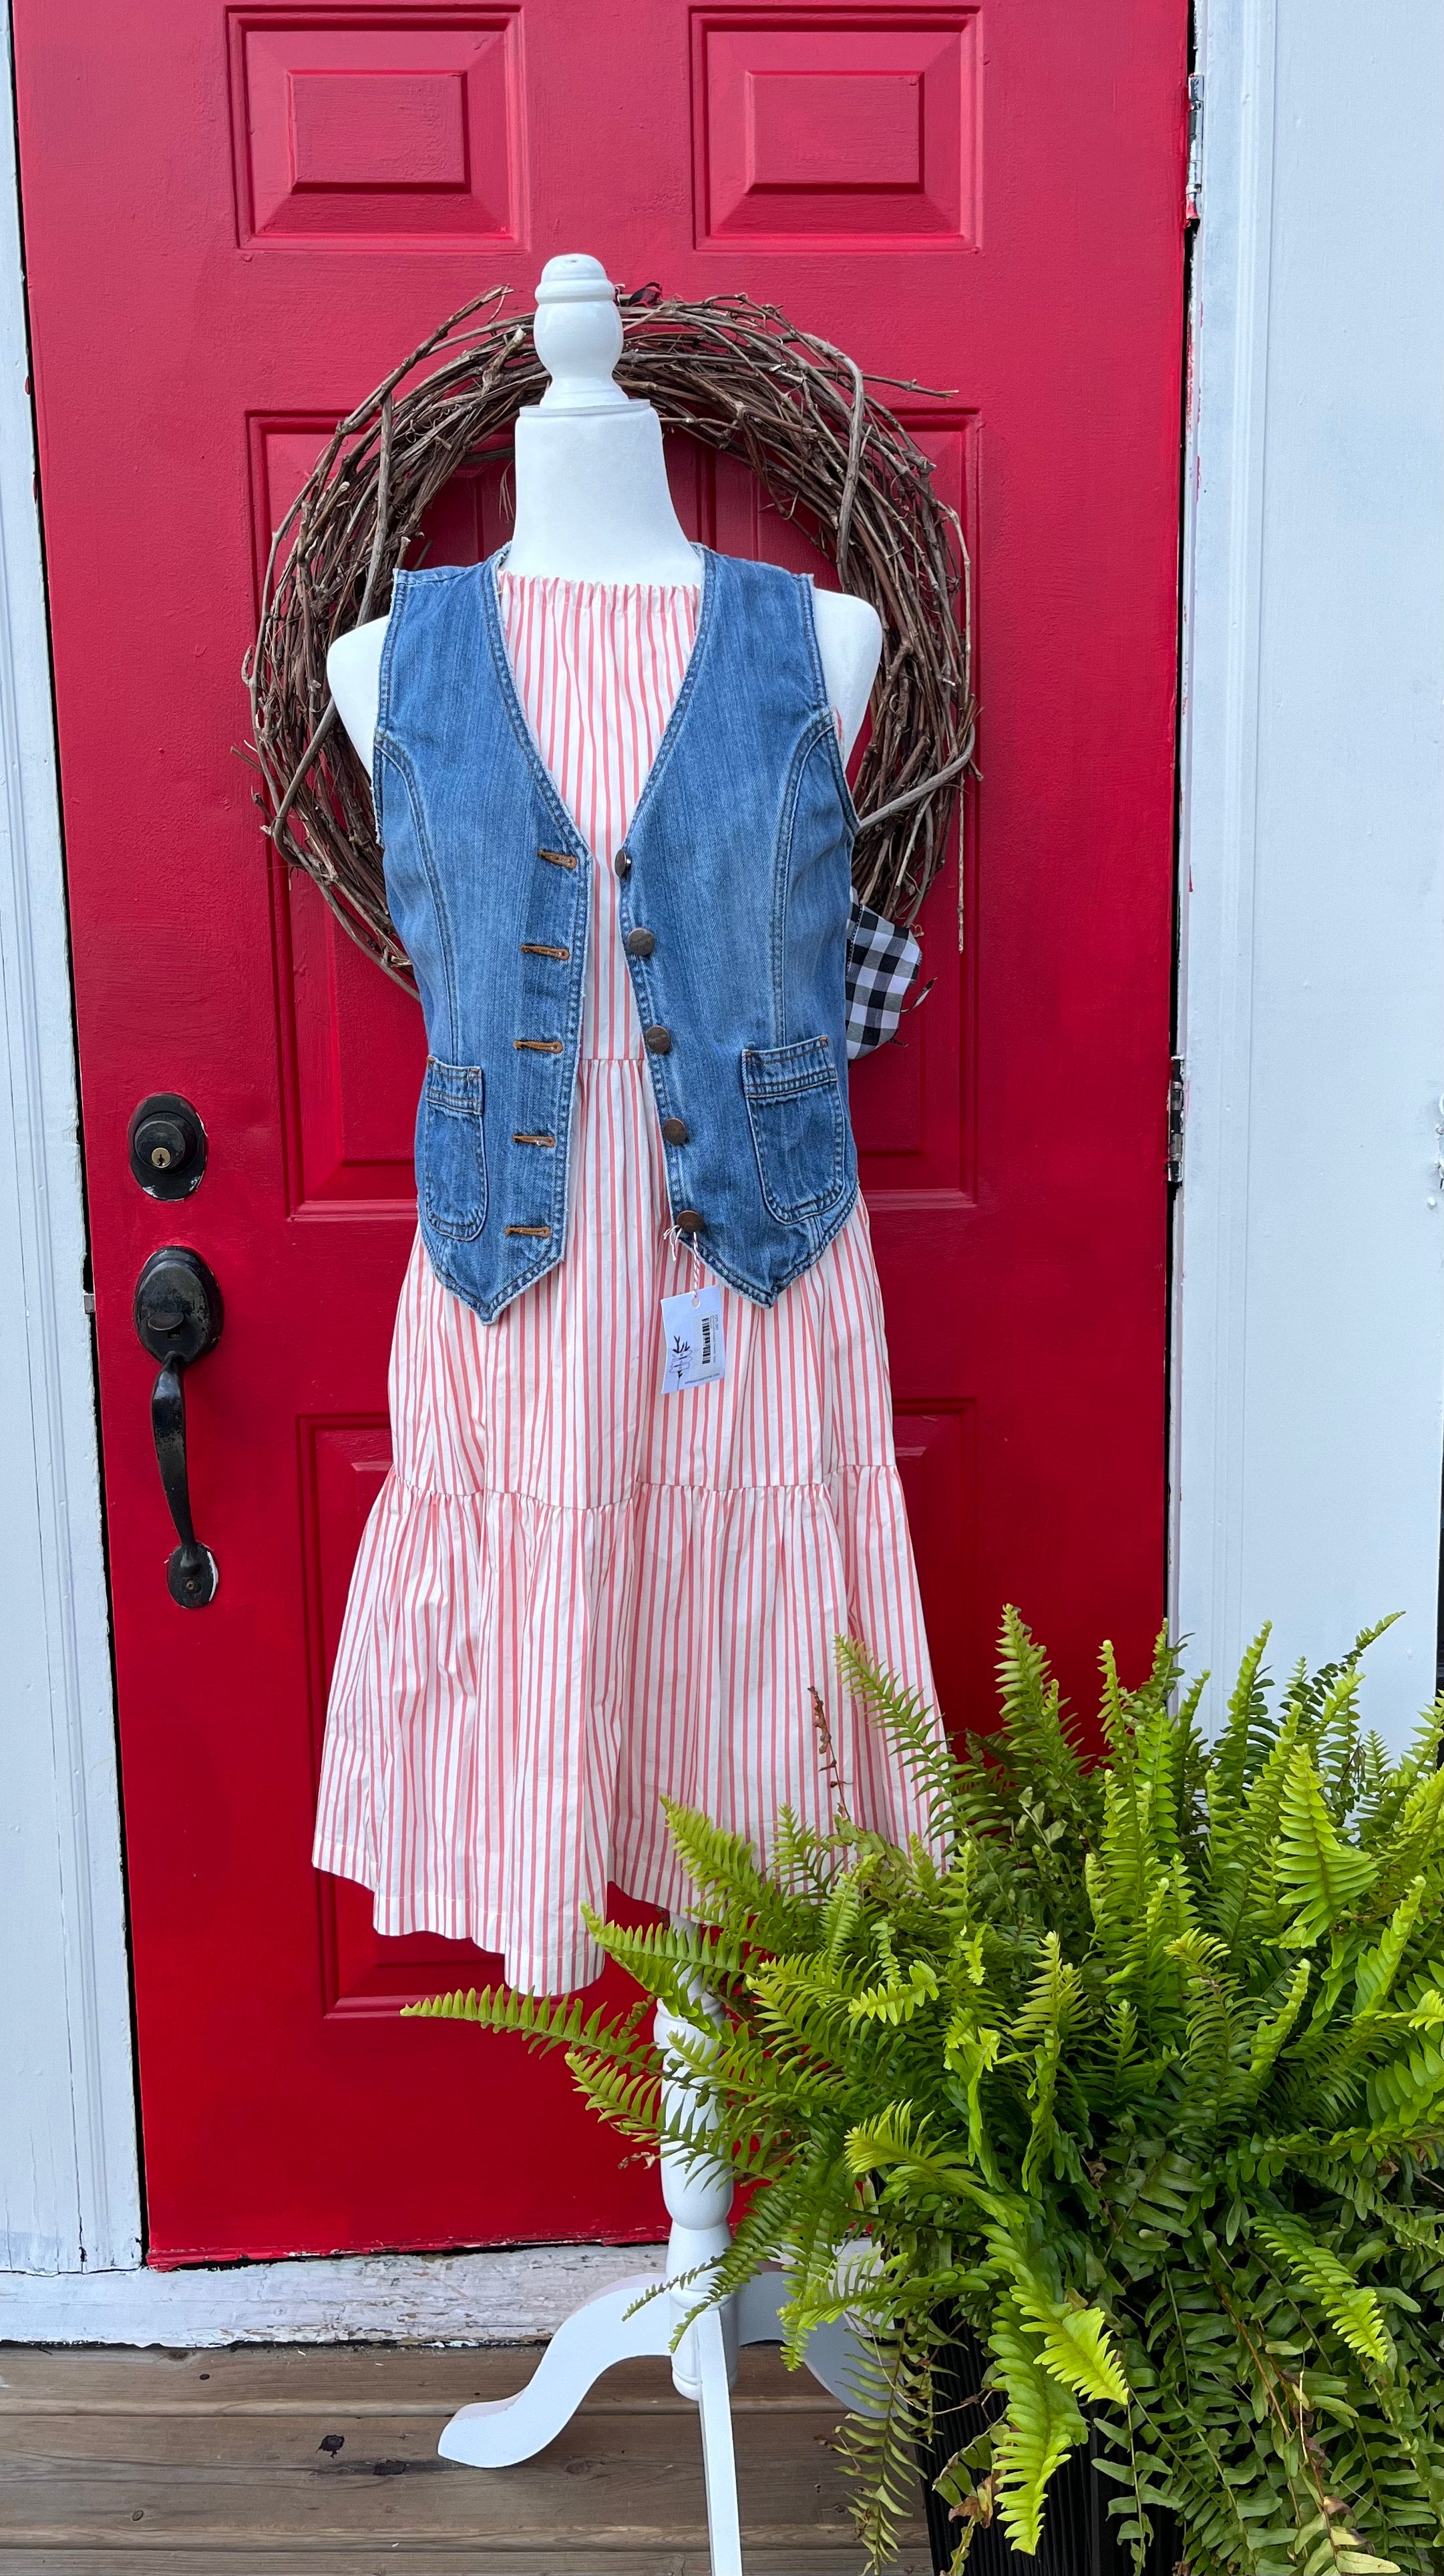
[
  {"left": 1174, "top": 0, "right": 1444, "bottom": 1738},
  {"left": 1171, "top": 0, "right": 1278, "bottom": 1694},
  {"left": 0, "top": 7, "right": 140, "bottom": 2271},
  {"left": 0, "top": 2245, "right": 665, "bottom": 2347}
]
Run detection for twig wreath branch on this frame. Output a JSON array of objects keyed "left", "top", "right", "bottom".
[{"left": 244, "top": 285, "right": 976, "bottom": 996}]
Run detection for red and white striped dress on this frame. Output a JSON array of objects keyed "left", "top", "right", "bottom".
[{"left": 312, "top": 572, "right": 938, "bottom": 1993}]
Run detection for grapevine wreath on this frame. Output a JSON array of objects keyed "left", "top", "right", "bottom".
[{"left": 245, "top": 285, "right": 976, "bottom": 994}]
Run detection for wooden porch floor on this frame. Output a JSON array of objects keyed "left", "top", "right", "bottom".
[{"left": 0, "top": 2342, "right": 932, "bottom": 2573}]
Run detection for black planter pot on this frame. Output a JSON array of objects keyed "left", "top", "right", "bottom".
[{"left": 916, "top": 2318, "right": 1180, "bottom": 2575}]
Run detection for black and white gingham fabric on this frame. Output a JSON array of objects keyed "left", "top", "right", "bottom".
[{"left": 845, "top": 896, "right": 923, "bottom": 1059}]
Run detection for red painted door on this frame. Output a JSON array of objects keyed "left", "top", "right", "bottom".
[{"left": 13, "top": 1, "right": 1186, "bottom": 2261}]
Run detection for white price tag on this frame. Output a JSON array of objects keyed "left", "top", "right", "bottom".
[{"left": 661, "top": 1282, "right": 726, "bottom": 1393}]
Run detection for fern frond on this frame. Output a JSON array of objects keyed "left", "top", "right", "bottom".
[
  {"left": 836, "top": 1638, "right": 959, "bottom": 1845},
  {"left": 1374, "top": 1764, "right": 1444, "bottom": 1910},
  {"left": 999, "top": 2258, "right": 1128, "bottom": 2408},
  {"left": 834, "top": 2314, "right": 942, "bottom": 2570},
  {"left": 986, "top": 2302, "right": 1089, "bottom": 2553},
  {"left": 1242, "top": 1954, "right": 1314, "bottom": 2102},
  {"left": 1210, "top": 1620, "right": 1275, "bottom": 1813},
  {"left": 1254, "top": 2209, "right": 1397, "bottom": 2370},
  {"left": 1354, "top": 1880, "right": 1428, "bottom": 2016},
  {"left": 657, "top": 1797, "right": 822, "bottom": 1950},
  {"left": 1278, "top": 1743, "right": 1381, "bottom": 1942},
  {"left": 403, "top": 1983, "right": 653, "bottom": 2070},
  {"left": 586, "top": 1910, "right": 747, "bottom": 2012}
]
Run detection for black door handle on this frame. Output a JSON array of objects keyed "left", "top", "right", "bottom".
[{"left": 134, "top": 1246, "right": 223, "bottom": 1608}]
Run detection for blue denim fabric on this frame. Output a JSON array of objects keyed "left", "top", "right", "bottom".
[{"left": 374, "top": 545, "right": 860, "bottom": 1318}]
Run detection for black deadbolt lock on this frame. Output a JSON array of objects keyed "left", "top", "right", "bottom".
[{"left": 128, "top": 1093, "right": 207, "bottom": 1200}]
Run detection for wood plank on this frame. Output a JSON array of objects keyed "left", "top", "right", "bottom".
[
  {"left": 0, "top": 2552, "right": 932, "bottom": 2573},
  {"left": 0, "top": 2348, "right": 827, "bottom": 2409},
  {"left": 0, "top": 2360, "right": 834, "bottom": 2411},
  {"left": 0, "top": 2345, "right": 930, "bottom": 2571},
  {"left": 0, "top": 2349, "right": 545, "bottom": 2407},
  {"left": 0, "top": 2404, "right": 849, "bottom": 2488}
]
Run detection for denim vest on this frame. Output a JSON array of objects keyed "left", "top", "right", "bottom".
[{"left": 374, "top": 546, "right": 860, "bottom": 1320}]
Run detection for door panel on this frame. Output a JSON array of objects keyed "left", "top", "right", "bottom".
[{"left": 13, "top": 0, "right": 1186, "bottom": 2259}]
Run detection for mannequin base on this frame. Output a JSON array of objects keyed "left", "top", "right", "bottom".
[{"left": 436, "top": 2263, "right": 873, "bottom": 2576}]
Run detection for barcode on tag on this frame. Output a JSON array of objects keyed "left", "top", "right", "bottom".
[{"left": 661, "top": 1282, "right": 726, "bottom": 1393}]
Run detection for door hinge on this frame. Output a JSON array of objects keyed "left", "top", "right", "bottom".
[
  {"left": 1167, "top": 1057, "right": 1187, "bottom": 1188},
  {"left": 1186, "top": 75, "right": 1205, "bottom": 225}
]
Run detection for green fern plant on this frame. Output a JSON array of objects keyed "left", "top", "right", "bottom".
[{"left": 407, "top": 1615, "right": 1444, "bottom": 2575}]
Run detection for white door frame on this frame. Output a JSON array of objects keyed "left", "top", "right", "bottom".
[
  {"left": 1172, "top": 0, "right": 1444, "bottom": 1740},
  {"left": 2, "top": 0, "right": 1441, "bottom": 2308},
  {"left": 0, "top": 1, "right": 139, "bottom": 2273}
]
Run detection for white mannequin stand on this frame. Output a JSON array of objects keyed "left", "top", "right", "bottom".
[
  {"left": 329, "top": 254, "right": 881, "bottom": 2575},
  {"left": 327, "top": 252, "right": 881, "bottom": 781}
]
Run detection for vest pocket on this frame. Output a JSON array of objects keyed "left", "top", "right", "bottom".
[
  {"left": 741, "top": 1036, "right": 848, "bottom": 1224},
  {"left": 418, "top": 1059, "right": 488, "bottom": 1240}
]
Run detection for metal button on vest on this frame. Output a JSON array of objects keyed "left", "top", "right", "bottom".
[
  {"left": 624, "top": 926, "right": 656, "bottom": 957},
  {"left": 661, "top": 1116, "right": 689, "bottom": 1145},
  {"left": 643, "top": 1023, "right": 672, "bottom": 1055},
  {"left": 614, "top": 849, "right": 632, "bottom": 879},
  {"left": 675, "top": 1208, "right": 706, "bottom": 1234}
]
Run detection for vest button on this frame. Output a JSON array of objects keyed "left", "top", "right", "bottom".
[
  {"left": 624, "top": 926, "right": 656, "bottom": 957},
  {"left": 661, "top": 1116, "right": 689, "bottom": 1145},
  {"left": 614, "top": 850, "right": 632, "bottom": 879},
  {"left": 643, "top": 1024, "right": 672, "bottom": 1055},
  {"left": 675, "top": 1208, "right": 706, "bottom": 1234}
]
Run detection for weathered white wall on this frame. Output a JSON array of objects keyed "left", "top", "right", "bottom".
[
  {"left": 0, "top": 2242, "right": 666, "bottom": 2346},
  {"left": 0, "top": 4, "right": 140, "bottom": 2268},
  {"left": 1174, "top": 0, "right": 1444, "bottom": 1742}
]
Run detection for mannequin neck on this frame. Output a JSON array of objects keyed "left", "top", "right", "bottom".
[{"left": 505, "top": 401, "right": 700, "bottom": 585}]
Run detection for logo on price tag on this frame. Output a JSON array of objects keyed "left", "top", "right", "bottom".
[{"left": 661, "top": 1282, "right": 726, "bottom": 1392}]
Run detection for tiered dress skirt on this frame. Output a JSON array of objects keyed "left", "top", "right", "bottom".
[{"left": 312, "top": 571, "right": 940, "bottom": 1992}]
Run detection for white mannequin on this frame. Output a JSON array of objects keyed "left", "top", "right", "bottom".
[
  {"left": 334, "top": 254, "right": 878, "bottom": 2575},
  {"left": 327, "top": 250, "right": 882, "bottom": 771}
]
